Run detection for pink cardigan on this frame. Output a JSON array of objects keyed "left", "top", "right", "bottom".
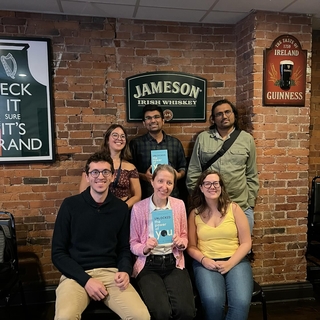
[{"left": 130, "top": 196, "right": 188, "bottom": 278}]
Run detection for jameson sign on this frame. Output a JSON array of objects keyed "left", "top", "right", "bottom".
[
  {"left": 0, "top": 37, "right": 54, "bottom": 163},
  {"left": 126, "top": 71, "right": 207, "bottom": 122}
]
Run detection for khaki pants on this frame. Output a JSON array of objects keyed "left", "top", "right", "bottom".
[{"left": 54, "top": 268, "right": 150, "bottom": 320}]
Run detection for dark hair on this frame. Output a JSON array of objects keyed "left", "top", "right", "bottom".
[
  {"left": 142, "top": 104, "right": 164, "bottom": 121},
  {"left": 210, "top": 99, "right": 239, "bottom": 130},
  {"left": 152, "top": 164, "right": 177, "bottom": 188},
  {"left": 100, "top": 124, "right": 132, "bottom": 161},
  {"left": 189, "top": 170, "right": 231, "bottom": 216},
  {"left": 85, "top": 151, "right": 114, "bottom": 175}
]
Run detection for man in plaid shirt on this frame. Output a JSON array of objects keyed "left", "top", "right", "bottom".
[{"left": 129, "top": 104, "right": 186, "bottom": 199}]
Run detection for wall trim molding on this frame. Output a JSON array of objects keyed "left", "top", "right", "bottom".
[
  {"left": 261, "top": 281, "right": 314, "bottom": 303},
  {"left": 1, "top": 281, "right": 315, "bottom": 307}
]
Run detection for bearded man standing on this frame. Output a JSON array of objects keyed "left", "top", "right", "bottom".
[{"left": 186, "top": 99, "right": 259, "bottom": 232}]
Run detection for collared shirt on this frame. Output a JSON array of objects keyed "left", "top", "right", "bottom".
[
  {"left": 129, "top": 131, "right": 186, "bottom": 199},
  {"left": 148, "top": 196, "right": 173, "bottom": 255},
  {"left": 186, "top": 128, "right": 259, "bottom": 211},
  {"left": 215, "top": 127, "right": 235, "bottom": 139}
]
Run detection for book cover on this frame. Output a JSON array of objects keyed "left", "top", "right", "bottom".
[
  {"left": 152, "top": 209, "right": 174, "bottom": 245},
  {"left": 151, "top": 149, "right": 168, "bottom": 173}
]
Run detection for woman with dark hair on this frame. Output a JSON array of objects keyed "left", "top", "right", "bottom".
[
  {"left": 187, "top": 170, "right": 253, "bottom": 320},
  {"left": 130, "top": 164, "right": 196, "bottom": 320},
  {"left": 79, "top": 124, "right": 141, "bottom": 209}
]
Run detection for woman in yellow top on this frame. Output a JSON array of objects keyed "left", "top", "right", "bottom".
[{"left": 187, "top": 170, "right": 253, "bottom": 320}]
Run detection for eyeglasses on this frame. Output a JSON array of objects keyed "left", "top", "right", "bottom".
[
  {"left": 88, "top": 169, "right": 112, "bottom": 178},
  {"left": 202, "top": 181, "right": 220, "bottom": 189},
  {"left": 214, "top": 110, "right": 233, "bottom": 118},
  {"left": 111, "top": 132, "right": 126, "bottom": 140},
  {"left": 144, "top": 115, "right": 162, "bottom": 121}
]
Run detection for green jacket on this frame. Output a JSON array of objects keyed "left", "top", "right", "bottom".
[{"left": 186, "top": 129, "right": 259, "bottom": 210}]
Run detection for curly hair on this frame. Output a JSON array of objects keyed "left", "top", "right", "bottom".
[
  {"left": 189, "top": 170, "right": 231, "bottom": 216},
  {"left": 85, "top": 151, "right": 114, "bottom": 175},
  {"left": 100, "top": 124, "right": 132, "bottom": 161}
]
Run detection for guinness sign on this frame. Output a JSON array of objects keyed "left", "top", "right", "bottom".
[{"left": 263, "top": 34, "right": 307, "bottom": 106}]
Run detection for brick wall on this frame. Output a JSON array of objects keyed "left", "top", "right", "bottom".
[
  {"left": 0, "top": 10, "right": 313, "bottom": 286},
  {"left": 235, "top": 12, "right": 312, "bottom": 283}
]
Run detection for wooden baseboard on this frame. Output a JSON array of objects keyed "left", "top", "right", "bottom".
[
  {"left": 1, "top": 281, "right": 315, "bottom": 307},
  {"left": 261, "top": 281, "right": 315, "bottom": 302}
]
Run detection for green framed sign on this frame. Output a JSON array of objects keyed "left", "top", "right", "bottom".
[
  {"left": 126, "top": 71, "right": 207, "bottom": 122},
  {"left": 0, "top": 37, "right": 54, "bottom": 163}
]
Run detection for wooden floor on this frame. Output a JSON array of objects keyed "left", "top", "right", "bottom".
[
  {"left": 249, "top": 295, "right": 320, "bottom": 320},
  {"left": 1, "top": 284, "right": 320, "bottom": 320}
]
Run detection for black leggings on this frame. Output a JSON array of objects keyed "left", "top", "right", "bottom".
[{"left": 136, "top": 255, "right": 196, "bottom": 320}]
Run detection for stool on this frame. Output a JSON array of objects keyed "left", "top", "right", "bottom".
[{"left": 251, "top": 280, "right": 267, "bottom": 320}]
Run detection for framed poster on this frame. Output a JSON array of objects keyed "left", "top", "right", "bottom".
[
  {"left": 0, "top": 37, "right": 55, "bottom": 163},
  {"left": 263, "top": 34, "right": 307, "bottom": 106},
  {"left": 126, "top": 71, "right": 207, "bottom": 122}
]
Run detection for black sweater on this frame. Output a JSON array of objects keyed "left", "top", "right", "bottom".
[{"left": 52, "top": 188, "right": 131, "bottom": 287}]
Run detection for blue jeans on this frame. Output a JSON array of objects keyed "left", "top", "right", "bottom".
[
  {"left": 244, "top": 207, "right": 254, "bottom": 234},
  {"left": 193, "top": 258, "right": 253, "bottom": 320}
]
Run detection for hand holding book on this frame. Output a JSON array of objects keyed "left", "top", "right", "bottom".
[
  {"left": 143, "top": 237, "right": 158, "bottom": 254},
  {"left": 172, "top": 234, "right": 185, "bottom": 250}
]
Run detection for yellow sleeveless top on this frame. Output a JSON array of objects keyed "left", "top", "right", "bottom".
[{"left": 195, "top": 204, "right": 239, "bottom": 259}]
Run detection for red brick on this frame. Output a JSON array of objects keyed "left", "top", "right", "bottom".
[{"left": 0, "top": 10, "right": 313, "bottom": 289}]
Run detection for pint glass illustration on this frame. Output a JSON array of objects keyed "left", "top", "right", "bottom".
[{"left": 279, "top": 60, "right": 294, "bottom": 90}]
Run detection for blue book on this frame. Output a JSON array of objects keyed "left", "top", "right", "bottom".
[
  {"left": 152, "top": 209, "right": 174, "bottom": 245},
  {"left": 151, "top": 149, "right": 168, "bottom": 173}
]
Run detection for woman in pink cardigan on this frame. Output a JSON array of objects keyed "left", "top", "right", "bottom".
[{"left": 130, "top": 164, "right": 196, "bottom": 320}]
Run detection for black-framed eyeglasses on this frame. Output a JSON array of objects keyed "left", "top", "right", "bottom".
[
  {"left": 214, "top": 110, "right": 233, "bottom": 118},
  {"left": 202, "top": 181, "right": 220, "bottom": 189},
  {"left": 111, "top": 132, "right": 126, "bottom": 140},
  {"left": 88, "top": 169, "right": 112, "bottom": 178},
  {"left": 144, "top": 115, "right": 162, "bottom": 121}
]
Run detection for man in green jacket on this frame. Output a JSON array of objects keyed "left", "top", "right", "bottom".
[{"left": 186, "top": 99, "right": 259, "bottom": 232}]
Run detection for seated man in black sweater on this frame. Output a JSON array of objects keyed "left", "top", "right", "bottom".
[{"left": 52, "top": 151, "right": 150, "bottom": 320}]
